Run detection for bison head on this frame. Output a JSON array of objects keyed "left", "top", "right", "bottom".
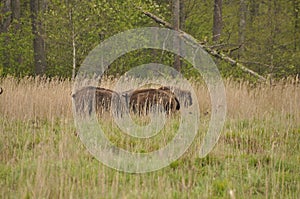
[{"left": 159, "top": 86, "right": 192, "bottom": 108}]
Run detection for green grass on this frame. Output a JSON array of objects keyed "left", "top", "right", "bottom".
[
  {"left": 0, "top": 115, "right": 299, "bottom": 198},
  {"left": 0, "top": 77, "right": 299, "bottom": 198}
]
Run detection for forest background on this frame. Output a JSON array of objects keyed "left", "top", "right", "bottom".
[{"left": 1, "top": 0, "right": 299, "bottom": 81}]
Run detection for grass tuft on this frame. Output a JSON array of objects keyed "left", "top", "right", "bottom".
[{"left": 0, "top": 76, "right": 299, "bottom": 198}]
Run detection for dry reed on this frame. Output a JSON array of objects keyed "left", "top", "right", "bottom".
[
  {"left": 0, "top": 76, "right": 299, "bottom": 124},
  {"left": 0, "top": 76, "right": 299, "bottom": 198}
]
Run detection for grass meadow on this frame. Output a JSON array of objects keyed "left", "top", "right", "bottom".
[{"left": 0, "top": 76, "right": 299, "bottom": 198}]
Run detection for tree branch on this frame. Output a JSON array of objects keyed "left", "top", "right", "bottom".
[
  {"left": 140, "top": 8, "right": 173, "bottom": 29},
  {"left": 139, "top": 8, "right": 267, "bottom": 82}
]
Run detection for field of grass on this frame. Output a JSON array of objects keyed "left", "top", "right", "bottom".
[{"left": 0, "top": 76, "right": 299, "bottom": 198}]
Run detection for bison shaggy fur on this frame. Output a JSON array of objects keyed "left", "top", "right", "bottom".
[
  {"left": 129, "top": 88, "right": 180, "bottom": 115},
  {"left": 72, "top": 86, "right": 121, "bottom": 116},
  {"left": 158, "top": 86, "right": 192, "bottom": 108}
]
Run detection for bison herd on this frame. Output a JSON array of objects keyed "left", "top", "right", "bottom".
[
  {"left": 0, "top": 85, "right": 192, "bottom": 116},
  {"left": 72, "top": 86, "right": 193, "bottom": 117}
]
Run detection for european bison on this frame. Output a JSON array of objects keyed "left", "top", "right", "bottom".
[
  {"left": 158, "top": 86, "right": 192, "bottom": 108},
  {"left": 72, "top": 86, "right": 121, "bottom": 116},
  {"left": 0, "top": 87, "right": 2, "bottom": 95},
  {"left": 72, "top": 86, "right": 192, "bottom": 117},
  {"left": 128, "top": 88, "right": 180, "bottom": 115}
]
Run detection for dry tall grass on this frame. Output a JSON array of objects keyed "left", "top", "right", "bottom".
[
  {"left": 1, "top": 76, "right": 298, "bottom": 122},
  {"left": 0, "top": 76, "right": 73, "bottom": 121},
  {"left": 0, "top": 76, "right": 299, "bottom": 198}
]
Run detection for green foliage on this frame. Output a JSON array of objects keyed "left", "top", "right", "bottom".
[
  {"left": 0, "top": 9, "right": 34, "bottom": 77},
  {"left": 0, "top": 0, "right": 299, "bottom": 78}
]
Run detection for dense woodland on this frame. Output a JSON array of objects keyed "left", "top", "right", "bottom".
[{"left": 1, "top": 0, "right": 299, "bottom": 80}]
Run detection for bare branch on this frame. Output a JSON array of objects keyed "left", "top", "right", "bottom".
[
  {"left": 138, "top": 7, "right": 173, "bottom": 29},
  {"left": 239, "top": 61, "right": 273, "bottom": 69},
  {"left": 138, "top": 8, "right": 267, "bottom": 82}
]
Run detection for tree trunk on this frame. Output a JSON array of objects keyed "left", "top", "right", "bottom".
[
  {"left": 173, "top": 0, "right": 181, "bottom": 72},
  {"left": 212, "top": 0, "right": 222, "bottom": 42},
  {"left": 12, "top": 0, "right": 22, "bottom": 67},
  {"left": 30, "top": 0, "right": 47, "bottom": 75},
  {"left": 0, "top": 0, "right": 12, "bottom": 33},
  {"left": 11, "top": 0, "right": 20, "bottom": 22},
  {"left": 293, "top": 0, "right": 300, "bottom": 50},
  {"left": 267, "top": 0, "right": 276, "bottom": 74},
  {"left": 0, "top": 0, "right": 12, "bottom": 71},
  {"left": 179, "top": 0, "right": 186, "bottom": 69},
  {"left": 249, "top": 0, "right": 259, "bottom": 24},
  {"left": 238, "top": 0, "right": 247, "bottom": 57},
  {"left": 70, "top": 9, "right": 76, "bottom": 80},
  {"left": 180, "top": 0, "right": 185, "bottom": 30}
]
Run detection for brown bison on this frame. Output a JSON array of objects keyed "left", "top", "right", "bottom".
[
  {"left": 71, "top": 86, "right": 191, "bottom": 117},
  {"left": 158, "top": 86, "right": 192, "bottom": 108},
  {"left": 0, "top": 87, "right": 3, "bottom": 95},
  {"left": 72, "top": 86, "right": 121, "bottom": 116},
  {"left": 128, "top": 88, "right": 180, "bottom": 115}
]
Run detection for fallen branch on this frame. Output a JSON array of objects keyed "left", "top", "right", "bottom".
[
  {"left": 239, "top": 61, "right": 272, "bottom": 69},
  {"left": 139, "top": 8, "right": 267, "bottom": 82},
  {"left": 142, "top": 9, "right": 173, "bottom": 29}
]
